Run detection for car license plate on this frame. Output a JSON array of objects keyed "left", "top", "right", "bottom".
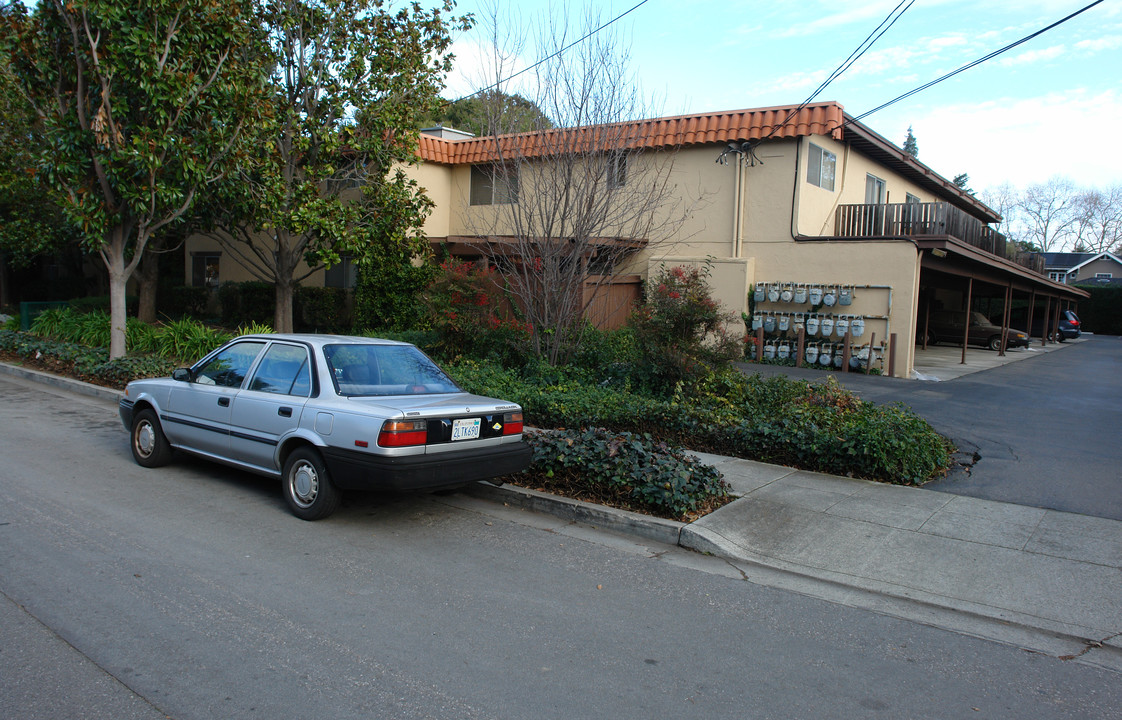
[{"left": 451, "top": 418, "right": 481, "bottom": 441}]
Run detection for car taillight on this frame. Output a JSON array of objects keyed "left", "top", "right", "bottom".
[
  {"left": 503, "top": 411, "right": 523, "bottom": 435},
  {"left": 1070, "top": 318, "right": 1080, "bottom": 327},
  {"left": 378, "top": 419, "right": 428, "bottom": 447}
]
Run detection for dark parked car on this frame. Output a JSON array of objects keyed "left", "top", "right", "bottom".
[
  {"left": 922, "top": 310, "right": 1029, "bottom": 351},
  {"left": 1006, "top": 308, "right": 1081, "bottom": 342},
  {"left": 1036, "top": 309, "right": 1082, "bottom": 342},
  {"left": 119, "top": 334, "right": 531, "bottom": 520}
]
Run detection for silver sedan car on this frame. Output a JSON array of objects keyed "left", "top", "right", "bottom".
[{"left": 119, "top": 334, "right": 530, "bottom": 520}]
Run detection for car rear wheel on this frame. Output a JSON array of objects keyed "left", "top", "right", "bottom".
[
  {"left": 282, "top": 447, "right": 340, "bottom": 520},
  {"left": 1056, "top": 332, "right": 1066, "bottom": 343},
  {"left": 131, "top": 408, "right": 172, "bottom": 468},
  {"left": 988, "top": 336, "right": 1002, "bottom": 351}
]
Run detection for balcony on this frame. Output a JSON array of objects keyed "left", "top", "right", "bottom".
[{"left": 834, "top": 202, "right": 1044, "bottom": 274}]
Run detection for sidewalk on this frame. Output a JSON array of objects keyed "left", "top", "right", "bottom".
[
  {"left": 5, "top": 360, "right": 1121, "bottom": 671},
  {"left": 471, "top": 453, "right": 1122, "bottom": 673}
]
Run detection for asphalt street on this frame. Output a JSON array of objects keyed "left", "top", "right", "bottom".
[
  {"left": 1, "top": 373, "right": 1120, "bottom": 719},
  {"left": 742, "top": 335, "right": 1122, "bottom": 521}
]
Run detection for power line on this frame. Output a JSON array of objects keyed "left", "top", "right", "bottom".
[
  {"left": 764, "top": 0, "right": 914, "bottom": 141},
  {"left": 843, "top": 0, "right": 1105, "bottom": 128},
  {"left": 452, "top": 0, "right": 652, "bottom": 104}
]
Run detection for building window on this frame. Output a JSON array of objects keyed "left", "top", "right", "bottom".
[
  {"left": 1048, "top": 271, "right": 1066, "bottom": 283},
  {"left": 807, "top": 143, "right": 835, "bottom": 191},
  {"left": 607, "top": 152, "right": 627, "bottom": 190},
  {"left": 1095, "top": 272, "right": 1113, "bottom": 278},
  {"left": 192, "top": 253, "right": 221, "bottom": 288},
  {"left": 324, "top": 255, "right": 357, "bottom": 289},
  {"left": 470, "top": 163, "right": 519, "bottom": 205},
  {"left": 865, "top": 174, "right": 886, "bottom": 204},
  {"left": 905, "top": 192, "right": 921, "bottom": 204}
]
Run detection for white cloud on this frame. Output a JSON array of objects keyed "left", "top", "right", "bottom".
[
  {"left": 1075, "top": 35, "right": 1122, "bottom": 52},
  {"left": 443, "top": 37, "right": 538, "bottom": 101},
  {"left": 997, "top": 44, "right": 1066, "bottom": 67},
  {"left": 906, "top": 88, "right": 1122, "bottom": 190}
]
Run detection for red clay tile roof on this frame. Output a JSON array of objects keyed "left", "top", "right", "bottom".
[{"left": 418, "top": 101, "right": 846, "bottom": 164}]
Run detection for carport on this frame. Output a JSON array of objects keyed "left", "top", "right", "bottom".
[{"left": 914, "top": 236, "right": 1088, "bottom": 366}]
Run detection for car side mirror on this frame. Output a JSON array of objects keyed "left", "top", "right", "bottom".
[{"left": 172, "top": 367, "right": 194, "bottom": 382}]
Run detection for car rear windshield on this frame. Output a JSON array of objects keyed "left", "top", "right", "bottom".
[{"left": 323, "top": 344, "right": 462, "bottom": 396}]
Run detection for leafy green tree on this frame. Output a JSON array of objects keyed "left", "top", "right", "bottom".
[
  {"left": 351, "top": 170, "right": 436, "bottom": 331},
  {"left": 204, "top": 0, "right": 468, "bottom": 333},
  {"left": 952, "top": 173, "right": 974, "bottom": 195},
  {"left": 4, "top": 0, "right": 270, "bottom": 357},
  {"left": 902, "top": 125, "right": 918, "bottom": 157},
  {"left": 426, "top": 91, "right": 553, "bottom": 136},
  {"left": 0, "top": 9, "right": 79, "bottom": 306}
]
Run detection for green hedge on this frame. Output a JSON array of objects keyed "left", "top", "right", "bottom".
[
  {"left": 448, "top": 361, "right": 952, "bottom": 485},
  {"left": 1073, "top": 284, "right": 1122, "bottom": 335}
]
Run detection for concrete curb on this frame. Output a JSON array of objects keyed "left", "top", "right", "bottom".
[
  {"left": 0, "top": 361, "right": 123, "bottom": 404},
  {"left": 464, "top": 481, "right": 685, "bottom": 547}
]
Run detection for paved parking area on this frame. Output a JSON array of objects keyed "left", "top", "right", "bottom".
[
  {"left": 740, "top": 335, "right": 1122, "bottom": 521},
  {"left": 912, "top": 337, "right": 1085, "bottom": 381}
]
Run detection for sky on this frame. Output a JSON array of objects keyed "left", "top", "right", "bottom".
[{"left": 440, "top": 0, "right": 1122, "bottom": 195}]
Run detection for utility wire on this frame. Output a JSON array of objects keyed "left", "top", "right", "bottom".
[
  {"left": 452, "top": 0, "right": 651, "bottom": 104},
  {"left": 843, "top": 0, "right": 1105, "bottom": 129},
  {"left": 764, "top": 0, "right": 914, "bottom": 140}
]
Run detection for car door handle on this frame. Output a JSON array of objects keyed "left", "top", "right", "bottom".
[
  {"left": 278, "top": 407, "right": 292, "bottom": 418},
  {"left": 218, "top": 397, "right": 230, "bottom": 407}
]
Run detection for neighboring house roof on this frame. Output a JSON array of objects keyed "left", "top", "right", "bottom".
[
  {"left": 417, "top": 100, "right": 996, "bottom": 221},
  {"left": 1042, "top": 252, "right": 1096, "bottom": 270},
  {"left": 1066, "top": 251, "right": 1122, "bottom": 275}
]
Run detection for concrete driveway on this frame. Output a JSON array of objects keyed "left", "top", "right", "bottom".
[{"left": 739, "top": 335, "right": 1122, "bottom": 521}]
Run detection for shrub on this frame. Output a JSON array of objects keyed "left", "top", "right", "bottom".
[
  {"left": 519, "top": 428, "right": 730, "bottom": 520},
  {"left": 421, "top": 258, "right": 533, "bottom": 366},
  {"left": 218, "top": 281, "right": 275, "bottom": 326},
  {"left": 30, "top": 307, "right": 110, "bottom": 347},
  {"left": 629, "top": 264, "right": 742, "bottom": 391},
  {"left": 295, "top": 286, "right": 351, "bottom": 333},
  {"left": 157, "top": 286, "right": 210, "bottom": 319},
  {"left": 127, "top": 318, "right": 160, "bottom": 353},
  {"left": 1073, "top": 283, "right": 1122, "bottom": 335},
  {"left": 447, "top": 360, "right": 953, "bottom": 486},
  {"left": 567, "top": 325, "right": 639, "bottom": 373},
  {"left": 158, "top": 317, "right": 232, "bottom": 363},
  {"left": 68, "top": 295, "right": 138, "bottom": 315}
]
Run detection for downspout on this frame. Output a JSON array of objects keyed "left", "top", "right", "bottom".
[
  {"left": 732, "top": 153, "right": 744, "bottom": 257},
  {"left": 790, "top": 138, "right": 803, "bottom": 240}
]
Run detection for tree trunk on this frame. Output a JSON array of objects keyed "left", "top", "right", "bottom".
[
  {"left": 136, "top": 249, "right": 159, "bottom": 324},
  {"left": 274, "top": 278, "right": 295, "bottom": 333},
  {"left": 107, "top": 248, "right": 129, "bottom": 359}
]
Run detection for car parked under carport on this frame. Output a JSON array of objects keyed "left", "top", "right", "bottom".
[{"left": 923, "top": 310, "right": 1029, "bottom": 351}]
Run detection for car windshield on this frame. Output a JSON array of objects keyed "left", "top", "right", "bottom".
[{"left": 323, "top": 344, "right": 461, "bottom": 397}]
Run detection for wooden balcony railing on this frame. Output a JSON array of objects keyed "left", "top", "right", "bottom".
[{"left": 834, "top": 202, "right": 1044, "bottom": 274}]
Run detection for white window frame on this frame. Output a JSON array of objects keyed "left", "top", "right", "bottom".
[
  {"left": 806, "top": 143, "right": 836, "bottom": 191},
  {"left": 865, "top": 174, "right": 887, "bottom": 204},
  {"left": 607, "top": 152, "right": 627, "bottom": 190}
]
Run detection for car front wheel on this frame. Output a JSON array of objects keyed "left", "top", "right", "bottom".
[
  {"left": 131, "top": 408, "right": 172, "bottom": 468},
  {"left": 988, "top": 336, "right": 1002, "bottom": 351},
  {"left": 282, "top": 447, "right": 340, "bottom": 521}
]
